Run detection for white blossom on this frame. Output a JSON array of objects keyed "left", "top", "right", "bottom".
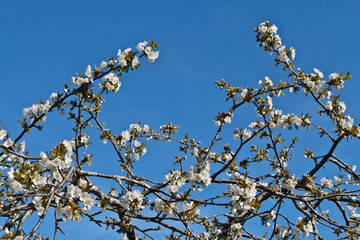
[
  {"left": 240, "top": 89, "right": 248, "bottom": 99},
  {"left": 136, "top": 41, "right": 148, "bottom": 52},
  {"left": 276, "top": 46, "right": 289, "bottom": 62},
  {"left": 99, "top": 60, "right": 107, "bottom": 70},
  {"left": 33, "top": 173, "right": 47, "bottom": 187},
  {"left": 163, "top": 170, "right": 186, "bottom": 193},
  {"left": 56, "top": 206, "right": 73, "bottom": 219},
  {"left": 243, "top": 129, "right": 252, "bottom": 140},
  {"left": 223, "top": 115, "right": 231, "bottom": 124},
  {"left": 231, "top": 223, "right": 242, "bottom": 231},
  {"left": 329, "top": 73, "right": 339, "bottom": 80},
  {"left": 314, "top": 68, "right": 324, "bottom": 78},
  {"left": 289, "top": 46, "right": 296, "bottom": 60},
  {"left": 0, "top": 129, "right": 6, "bottom": 141},
  {"left": 3, "top": 138, "right": 13, "bottom": 148},
  {"left": 338, "top": 101, "right": 346, "bottom": 113},
  {"left": 132, "top": 56, "right": 140, "bottom": 67},
  {"left": 33, "top": 196, "right": 44, "bottom": 216},
  {"left": 321, "top": 177, "right": 333, "bottom": 189},
  {"left": 283, "top": 175, "right": 297, "bottom": 192},
  {"left": 122, "top": 189, "right": 144, "bottom": 210},
  {"left": 325, "top": 101, "right": 333, "bottom": 111},
  {"left": 85, "top": 65, "right": 93, "bottom": 80},
  {"left": 102, "top": 73, "right": 121, "bottom": 92}
]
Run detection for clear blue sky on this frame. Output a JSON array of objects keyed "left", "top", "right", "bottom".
[{"left": 1, "top": 0, "right": 360, "bottom": 239}]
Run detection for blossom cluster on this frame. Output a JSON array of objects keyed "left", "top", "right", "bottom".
[
  {"left": 119, "top": 123, "right": 149, "bottom": 161},
  {"left": 282, "top": 175, "right": 297, "bottom": 192},
  {"left": 69, "top": 40, "right": 159, "bottom": 94},
  {"left": 40, "top": 139, "right": 74, "bottom": 182},
  {"left": 66, "top": 184, "right": 96, "bottom": 210},
  {"left": 163, "top": 170, "right": 186, "bottom": 193},
  {"left": 21, "top": 92, "right": 59, "bottom": 126},
  {"left": 121, "top": 189, "right": 144, "bottom": 210},
  {"left": 228, "top": 177, "right": 257, "bottom": 212},
  {"left": 136, "top": 41, "right": 159, "bottom": 63},
  {"left": 187, "top": 164, "right": 211, "bottom": 190},
  {"left": 154, "top": 198, "right": 177, "bottom": 215},
  {"left": 102, "top": 72, "right": 121, "bottom": 92},
  {"left": 255, "top": 21, "right": 295, "bottom": 64}
]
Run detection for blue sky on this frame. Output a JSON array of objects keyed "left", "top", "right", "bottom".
[{"left": 1, "top": 0, "right": 360, "bottom": 239}]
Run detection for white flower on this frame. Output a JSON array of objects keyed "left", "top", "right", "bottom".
[
  {"left": 231, "top": 223, "right": 242, "bottom": 231},
  {"left": 289, "top": 47, "right": 296, "bottom": 60},
  {"left": 53, "top": 171, "right": 63, "bottom": 182},
  {"left": 187, "top": 164, "right": 211, "bottom": 187},
  {"left": 338, "top": 101, "right": 346, "bottom": 113},
  {"left": 136, "top": 41, "right": 148, "bottom": 52},
  {"left": 121, "top": 130, "right": 131, "bottom": 143},
  {"left": 276, "top": 46, "right": 289, "bottom": 62},
  {"left": 81, "top": 192, "right": 96, "bottom": 210},
  {"left": 270, "top": 210, "right": 276, "bottom": 219},
  {"left": 100, "top": 61, "right": 107, "bottom": 70},
  {"left": 267, "top": 96, "right": 273, "bottom": 109},
  {"left": 117, "top": 48, "right": 131, "bottom": 67},
  {"left": 264, "top": 76, "right": 273, "bottom": 86},
  {"left": 49, "top": 92, "right": 58, "bottom": 102},
  {"left": 129, "top": 123, "right": 142, "bottom": 132},
  {"left": 182, "top": 201, "right": 195, "bottom": 212},
  {"left": 144, "top": 46, "right": 152, "bottom": 55},
  {"left": 274, "top": 34, "right": 282, "bottom": 48},
  {"left": 213, "top": 120, "right": 221, "bottom": 126},
  {"left": 240, "top": 89, "right": 248, "bottom": 99},
  {"left": 314, "top": 68, "right": 324, "bottom": 78},
  {"left": 325, "top": 101, "right": 333, "bottom": 111},
  {"left": 3, "top": 138, "right": 13, "bottom": 148},
  {"left": 291, "top": 116, "right": 302, "bottom": 126},
  {"left": 154, "top": 198, "right": 165, "bottom": 214},
  {"left": 57, "top": 206, "right": 73, "bottom": 219},
  {"left": 243, "top": 129, "right": 252, "bottom": 140},
  {"left": 85, "top": 65, "right": 93, "bottom": 80},
  {"left": 163, "top": 170, "right": 186, "bottom": 193},
  {"left": 33, "top": 173, "right": 47, "bottom": 187},
  {"left": 339, "top": 117, "right": 354, "bottom": 131},
  {"left": 143, "top": 124, "right": 149, "bottom": 132},
  {"left": 321, "top": 177, "right": 333, "bottom": 189},
  {"left": 224, "top": 116, "right": 232, "bottom": 123},
  {"left": 103, "top": 73, "right": 121, "bottom": 92},
  {"left": 277, "top": 229, "right": 290, "bottom": 239},
  {"left": 132, "top": 56, "right": 140, "bottom": 67},
  {"left": 269, "top": 24, "right": 278, "bottom": 33},
  {"left": 0, "top": 129, "right": 6, "bottom": 141},
  {"left": 192, "top": 147, "right": 199, "bottom": 157},
  {"left": 283, "top": 175, "right": 297, "bottom": 192},
  {"left": 66, "top": 184, "right": 82, "bottom": 198},
  {"left": 71, "top": 76, "right": 89, "bottom": 87},
  {"left": 9, "top": 179, "right": 23, "bottom": 192},
  {"left": 33, "top": 196, "right": 44, "bottom": 216},
  {"left": 122, "top": 189, "right": 144, "bottom": 210},
  {"left": 303, "top": 221, "right": 313, "bottom": 237},
  {"left": 329, "top": 73, "right": 339, "bottom": 80},
  {"left": 147, "top": 50, "right": 159, "bottom": 63},
  {"left": 134, "top": 140, "right": 141, "bottom": 147}
]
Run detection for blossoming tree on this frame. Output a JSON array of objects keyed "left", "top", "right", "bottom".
[{"left": 1, "top": 21, "right": 359, "bottom": 240}]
